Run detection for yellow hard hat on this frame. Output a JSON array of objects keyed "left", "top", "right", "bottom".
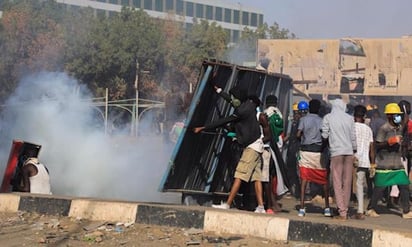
[
  {"left": 292, "top": 102, "right": 298, "bottom": 111},
  {"left": 366, "top": 104, "right": 378, "bottom": 111},
  {"left": 384, "top": 103, "right": 402, "bottom": 114}
]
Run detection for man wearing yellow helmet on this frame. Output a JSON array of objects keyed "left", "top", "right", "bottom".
[
  {"left": 367, "top": 103, "right": 412, "bottom": 219},
  {"left": 293, "top": 102, "right": 299, "bottom": 112}
]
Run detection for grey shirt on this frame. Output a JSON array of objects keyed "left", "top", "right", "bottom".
[
  {"left": 375, "top": 122, "right": 404, "bottom": 169},
  {"left": 370, "top": 117, "right": 386, "bottom": 139},
  {"left": 321, "top": 99, "right": 357, "bottom": 157},
  {"left": 298, "top": 113, "right": 323, "bottom": 145}
]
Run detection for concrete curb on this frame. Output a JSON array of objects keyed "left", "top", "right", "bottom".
[{"left": 0, "top": 193, "right": 411, "bottom": 247}]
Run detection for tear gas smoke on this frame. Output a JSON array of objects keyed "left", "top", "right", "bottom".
[
  {"left": 224, "top": 40, "right": 258, "bottom": 67},
  {"left": 0, "top": 72, "right": 180, "bottom": 204}
]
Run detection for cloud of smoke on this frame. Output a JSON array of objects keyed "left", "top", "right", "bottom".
[
  {"left": 224, "top": 40, "right": 258, "bottom": 67},
  {"left": 0, "top": 71, "right": 180, "bottom": 204}
]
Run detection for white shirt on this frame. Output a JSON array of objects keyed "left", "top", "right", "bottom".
[
  {"left": 354, "top": 122, "right": 373, "bottom": 168},
  {"left": 248, "top": 130, "right": 264, "bottom": 153},
  {"left": 24, "top": 158, "right": 52, "bottom": 194}
]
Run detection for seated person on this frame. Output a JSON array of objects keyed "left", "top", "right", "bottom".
[{"left": 16, "top": 152, "right": 52, "bottom": 195}]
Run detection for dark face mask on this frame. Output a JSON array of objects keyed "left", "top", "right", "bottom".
[{"left": 229, "top": 87, "right": 248, "bottom": 103}]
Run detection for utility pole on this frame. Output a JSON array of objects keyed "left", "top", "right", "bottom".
[
  {"left": 134, "top": 59, "right": 139, "bottom": 137},
  {"left": 280, "top": 56, "right": 284, "bottom": 74},
  {"left": 105, "top": 88, "right": 108, "bottom": 135}
]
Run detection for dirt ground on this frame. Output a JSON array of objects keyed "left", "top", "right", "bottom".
[{"left": 0, "top": 211, "right": 339, "bottom": 247}]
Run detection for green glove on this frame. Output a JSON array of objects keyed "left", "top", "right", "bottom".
[{"left": 227, "top": 132, "right": 236, "bottom": 138}]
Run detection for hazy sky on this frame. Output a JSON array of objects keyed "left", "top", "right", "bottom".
[{"left": 232, "top": 0, "right": 411, "bottom": 39}]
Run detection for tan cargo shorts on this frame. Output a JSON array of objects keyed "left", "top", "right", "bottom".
[{"left": 234, "top": 147, "right": 262, "bottom": 182}]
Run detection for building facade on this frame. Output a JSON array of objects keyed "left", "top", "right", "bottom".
[
  {"left": 258, "top": 38, "right": 412, "bottom": 97},
  {"left": 56, "top": 0, "right": 263, "bottom": 43}
]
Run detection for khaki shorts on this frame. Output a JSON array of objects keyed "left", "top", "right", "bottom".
[
  {"left": 261, "top": 148, "right": 271, "bottom": 182},
  {"left": 234, "top": 147, "right": 262, "bottom": 182}
]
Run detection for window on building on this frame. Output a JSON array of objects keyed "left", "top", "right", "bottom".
[
  {"left": 165, "top": 0, "right": 173, "bottom": 11},
  {"left": 186, "top": 22, "right": 193, "bottom": 31},
  {"left": 224, "top": 8, "right": 231, "bottom": 23},
  {"left": 258, "top": 14, "right": 263, "bottom": 26},
  {"left": 96, "top": 9, "right": 106, "bottom": 18},
  {"left": 242, "top": 11, "right": 249, "bottom": 26},
  {"left": 195, "top": 3, "right": 203, "bottom": 18},
  {"left": 109, "top": 0, "right": 118, "bottom": 4},
  {"left": 144, "top": 0, "right": 152, "bottom": 10},
  {"left": 133, "top": 0, "right": 141, "bottom": 8},
  {"left": 186, "top": 2, "right": 194, "bottom": 17},
  {"left": 155, "top": 0, "right": 163, "bottom": 11},
  {"left": 215, "top": 7, "right": 222, "bottom": 21},
  {"left": 250, "top": 13, "right": 257, "bottom": 26},
  {"left": 109, "top": 11, "right": 118, "bottom": 17},
  {"left": 71, "top": 5, "right": 81, "bottom": 11},
  {"left": 121, "top": 0, "right": 129, "bottom": 6},
  {"left": 205, "top": 5, "right": 213, "bottom": 19},
  {"left": 233, "top": 30, "right": 239, "bottom": 43},
  {"left": 224, "top": 28, "right": 230, "bottom": 38},
  {"left": 96, "top": 0, "right": 106, "bottom": 2},
  {"left": 176, "top": 0, "right": 183, "bottom": 14},
  {"left": 233, "top": 10, "right": 239, "bottom": 24}
]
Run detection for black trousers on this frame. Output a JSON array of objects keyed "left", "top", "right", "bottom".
[{"left": 368, "top": 184, "right": 410, "bottom": 213}]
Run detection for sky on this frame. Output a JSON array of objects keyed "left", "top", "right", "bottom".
[{"left": 232, "top": 0, "right": 412, "bottom": 39}]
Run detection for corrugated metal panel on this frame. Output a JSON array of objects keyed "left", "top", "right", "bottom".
[{"left": 159, "top": 60, "right": 293, "bottom": 194}]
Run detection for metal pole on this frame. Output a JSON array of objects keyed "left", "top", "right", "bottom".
[
  {"left": 280, "top": 56, "right": 284, "bottom": 74},
  {"left": 135, "top": 59, "right": 139, "bottom": 137},
  {"left": 130, "top": 104, "right": 135, "bottom": 136},
  {"left": 104, "top": 88, "right": 108, "bottom": 135}
]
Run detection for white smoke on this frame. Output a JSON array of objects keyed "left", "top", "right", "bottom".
[
  {"left": 224, "top": 40, "right": 257, "bottom": 67},
  {"left": 0, "top": 72, "right": 180, "bottom": 203}
]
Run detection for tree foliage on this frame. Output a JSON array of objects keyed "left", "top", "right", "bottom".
[
  {"left": 64, "top": 7, "right": 165, "bottom": 100},
  {"left": 184, "top": 20, "right": 228, "bottom": 85},
  {"left": 0, "top": 0, "right": 66, "bottom": 100},
  {"left": 225, "top": 22, "right": 295, "bottom": 65},
  {"left": 0, "top": 0, "right": 294, "bottom": 104}
]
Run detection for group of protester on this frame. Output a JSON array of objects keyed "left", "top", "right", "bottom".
[
  {"left": 193, "top": 86, "right": 412, "bottom": 220},
  {"left": 294, "top": 99, "right": 412, "bottom": 220}
]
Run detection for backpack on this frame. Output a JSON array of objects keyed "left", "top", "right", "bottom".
[{"left": 267, "top": 111, "right": 283, "bottom": 143}]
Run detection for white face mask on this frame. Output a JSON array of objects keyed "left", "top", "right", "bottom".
[
  {"left": 393, "top": 115, "right": 402, "bottom": 124},
  {"left": 365, "top": 118, "right": 371, "bottom": 126}
]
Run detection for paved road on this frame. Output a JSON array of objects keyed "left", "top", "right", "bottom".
[{"left": 0, "top": 211, "right": 339, "bottom": 246}]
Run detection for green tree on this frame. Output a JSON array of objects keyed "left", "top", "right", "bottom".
[
  {"left": 0, "top": 0, "right": 295, "bottom": 106},
  {"left": 182, "top": 20, "right": 228, "bottom": 88},
  {"left": 267, "top": 22, "right": 296, "bottom": 39},
  {"left": 159, "top": 18, "right": 228, "bottom": 93},
  {"left": 0, "top": 0, "right": 66, "bottom": 102},
  {"left": 160, "top": 16, "right": 188, "bottom": 92},
  {"left": 64, "top": 7, "right": 165, "bottom": 100},
  {"left": 225, "top": 22, "right": 295, "bottom": 66}
]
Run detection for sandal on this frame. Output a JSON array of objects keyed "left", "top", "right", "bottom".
[{"left": 353, "top": 213, "right": 365, "bottom": 220}]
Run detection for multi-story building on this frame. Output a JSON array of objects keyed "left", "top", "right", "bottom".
[{"left": 56, "top": 0, "right": 264, "bottom": 43}]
